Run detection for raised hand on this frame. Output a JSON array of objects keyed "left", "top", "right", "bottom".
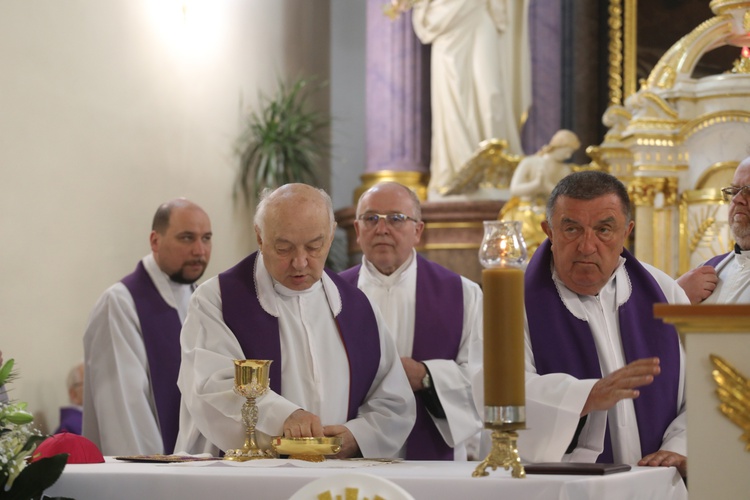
[{"left": 581, "top": 357, "right": 661, "bottom": 416}]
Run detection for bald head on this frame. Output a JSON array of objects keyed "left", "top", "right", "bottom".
[
  {"left": 67, "top": 362, "right": 84, "bottom": 406},
  {"left": 254, "top": 184, "right": 335, "bottom": 240},
  {"left": 254, "top": 184, "right": 336, "bottom": 290},
  {"left": 152, "top": 199, "right": 207, "bottom": 234}
]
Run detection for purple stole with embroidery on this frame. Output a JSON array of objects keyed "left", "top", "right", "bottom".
[
  {"left": 525, "top": 239, "right": 680, "bottom": 462},
  {"left": 121, "top": 261, "right": 183, "bottom": 454},
  {"left": 705, "top": 252, "right": 731, "bottom": 268},
  {"left": 219, "top": 252, "right": 380, "bottom": 423},
  {"left": 340, "top": 254, "right": 463, "bottom": 460}
]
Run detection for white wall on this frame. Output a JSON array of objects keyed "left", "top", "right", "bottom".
[
  {"left": 0, "top": 0, "right": 335, "bottom": 432},
  {"left": 330, "top": 0, "right": 366, "bottom": 210}
]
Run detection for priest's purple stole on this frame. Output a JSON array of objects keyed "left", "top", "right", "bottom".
[
  {"left": 219, "top": 252, "right": 380, "bottom": 423},
  {"left": 525, "top": 239, "right": 680, "bottom": 463},
  {"left": 55, "top": 407, "right": 83, "bottom": 435},
  {"left": 705, "top": 252, "right": 730, "bottom": 268},
  {"left": 340, "top": 254, "right": 463, "bottom": 460},
  {"left": 121, "top": 261, "right": 183, "bottom": 454}
]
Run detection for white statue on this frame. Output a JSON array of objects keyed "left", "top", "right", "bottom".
[
  {"left": 501, "top": 129, "right": 581, "bottom": 254},
  {"left": 509, "top": 129, "right": 580, "bottom": 201},
  {"left": 412, "top": 0, "right": 532, "bottom": 198}
]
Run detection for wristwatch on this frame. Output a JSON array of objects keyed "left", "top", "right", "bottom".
[{"left": 421, "top": 368, "right": 432, "bottom": 390}]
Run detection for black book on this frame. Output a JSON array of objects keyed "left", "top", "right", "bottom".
[{"left": 524, "top": 462, "right": 632, "bottom": 475}]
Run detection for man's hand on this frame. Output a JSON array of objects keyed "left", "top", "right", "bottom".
[
  {"left": 676, "top": 265, "right": 718, "bottom": 304},
  {"left": 401, "top": 357, "right": 427, "bottom": 392},
  {"left": 282, "top": 409, "right": 324, "bottom": 438},
  {"left": 323, "top": 424, "right": 361, "bottom": 459},
  {"left": 581, "top": 357, "right": 661, "bottom": 416},
  {"left": 639, "top": 450, "right": 687, "bottom": 477}
]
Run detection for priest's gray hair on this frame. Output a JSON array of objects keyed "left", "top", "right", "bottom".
[
  {"left": 546, "top": 170, "right": 632, "bottom": 222},
  {"left": 254, "top": 184, "right": 335, "bottom": 238}
]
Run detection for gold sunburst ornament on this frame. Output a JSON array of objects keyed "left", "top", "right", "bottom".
[{"left": 710, "top": 354, "right": 750, "bottom": 452}]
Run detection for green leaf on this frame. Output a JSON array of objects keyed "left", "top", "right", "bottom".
[
  {"left": 6, "top": 408, "right": 34, "bottom": 424},
  {"left": 0, "top": 358, "right": 15, "bottom": 385},
  {"left": 4, "top": 454, "right": 68, "bottom": 500}
]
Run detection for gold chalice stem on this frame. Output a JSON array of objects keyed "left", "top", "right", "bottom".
[{"left": 241, "top": 396, "right": 259, "bottom": 453}]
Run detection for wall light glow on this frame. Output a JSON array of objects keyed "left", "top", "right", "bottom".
[{"left": 145, "top": 0, "right": 228, "bottom": 62}]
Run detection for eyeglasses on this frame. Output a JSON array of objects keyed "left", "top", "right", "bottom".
[
  {"left": 721, "top": 185, "right": 750, "bottom": 201},
  {"left": 357, "top": 213, "right": 419, "bottom": 229}
]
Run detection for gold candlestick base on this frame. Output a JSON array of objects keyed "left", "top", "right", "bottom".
[{"left": 472, "top": 424, "right": 526, "bottom": 479}]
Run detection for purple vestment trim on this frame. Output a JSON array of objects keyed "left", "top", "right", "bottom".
[
  {"left": 219, "top": 252, "right": 380, "bottom": 423},
  {"left": 705, "top": 252, "right": 731, "bottom": 268},
  {"left": 525, "top": 239, "right": 680, "bottom": 462},
  {"left": 340, "top": 254, "right": 463, "bottom": 460},
  {"left": 121, "top": 261, "right": 183, "bottom": 454}
]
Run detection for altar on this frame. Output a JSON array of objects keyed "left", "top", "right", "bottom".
[{"left": 43, "top": 458, "right": 687, "bottom": 500}]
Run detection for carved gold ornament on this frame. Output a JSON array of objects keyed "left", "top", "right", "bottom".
[{"left": 710, "top": 354, "right": 750, "bottom": 452}]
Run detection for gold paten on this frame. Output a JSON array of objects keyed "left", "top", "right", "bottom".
[
  {"left": 710, "top": 354, "right": 750, "bottom": 452},
  {"left": 271, "top": 436, "right": 342, "bottom": 462}
]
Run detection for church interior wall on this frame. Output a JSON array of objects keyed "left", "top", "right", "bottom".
[
  {"left": 0, "top": 0, "right": 335, "bottom": 431},
  {"left": 1, "top": 0, "right": 732, "bottom": 434}
]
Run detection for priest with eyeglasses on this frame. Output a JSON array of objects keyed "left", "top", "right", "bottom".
[
  {"left": 340, "top": 182, "right": 483, "bottom": 460},
  {"left": 677, "top": 157, "right": 750, "bottom": 304}
]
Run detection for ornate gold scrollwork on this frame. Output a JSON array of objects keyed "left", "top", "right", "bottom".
[{"left": 710, "top": 354, "right": 750, "bottom": 453}]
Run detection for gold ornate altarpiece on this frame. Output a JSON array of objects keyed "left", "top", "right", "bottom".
[
  {"left": 443, "top": 0, "right": 750, "bottom": 275},
  {"left": 595, "top": 0, "right": 750, "bottom": 275},
  {"left": 343, "top": 1, "right": 750, "bottom": 278}
]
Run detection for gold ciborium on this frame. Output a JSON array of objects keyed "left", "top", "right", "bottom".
[{"left": 224, "top": 359, "right": 277, "bottom": 461}]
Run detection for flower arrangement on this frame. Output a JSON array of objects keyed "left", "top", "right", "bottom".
[{"left": 0, "top": 358, "right": 68, "bottom": 500}]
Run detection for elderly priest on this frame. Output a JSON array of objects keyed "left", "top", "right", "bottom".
[
  {"left": 175, "top": 184, "right": 416, "bottom": 458},
  {"left": 521, "top": 171, "right": 688, "bottom": 476}
]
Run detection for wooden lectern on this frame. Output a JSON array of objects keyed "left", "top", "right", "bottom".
[{"left": 654, "top": 304, "right": 750, "bottom": 500}]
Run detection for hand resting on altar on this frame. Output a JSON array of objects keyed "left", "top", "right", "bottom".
[
  {"left": 283, "top": 409, "right": 361, "bottom": 458},
  {"left": 639, "top": 449, "right": 687, "bottom": 477}
]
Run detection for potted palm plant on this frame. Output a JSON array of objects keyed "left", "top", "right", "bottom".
[{"left": 234, "top": 77, "right": 330, "bottom": 205}]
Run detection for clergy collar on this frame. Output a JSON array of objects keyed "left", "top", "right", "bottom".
[
  {"left": 254, "top": 252, "right": 342, "bottom": 318},
  {"left": 143, "top": 253, "right": 193, "bottom": 311},
  {"left": 550, "top": 256, "right": 629, "bottom": 321},
  {"left": 361, "top": 249, "right": 416, "bottom": 286}
]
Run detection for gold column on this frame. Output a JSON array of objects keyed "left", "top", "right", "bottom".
[
  {"left": 654, "top": 177, "right": 679, "bottom": 276},
  {"left": 628, "top": 177, "right": 658, "bottom": 265},
  {"left": 627, "top": 176, "right": 677, "bottom": 272}
]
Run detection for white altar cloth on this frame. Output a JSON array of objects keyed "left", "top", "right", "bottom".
[{"left": 44, "top": 458, "right": 688, "bottom": 500}]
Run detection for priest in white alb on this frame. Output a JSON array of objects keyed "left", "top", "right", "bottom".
[
  {"left": 175, "top": 184, "right": 416, "bottom": 458},
  {"left": 340, "top": 182, "right": 483, "bottom": 460}
]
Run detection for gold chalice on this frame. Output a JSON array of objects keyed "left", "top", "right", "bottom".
[{"left": 224, "top": 359, "right": 277, "bottom": 461}]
